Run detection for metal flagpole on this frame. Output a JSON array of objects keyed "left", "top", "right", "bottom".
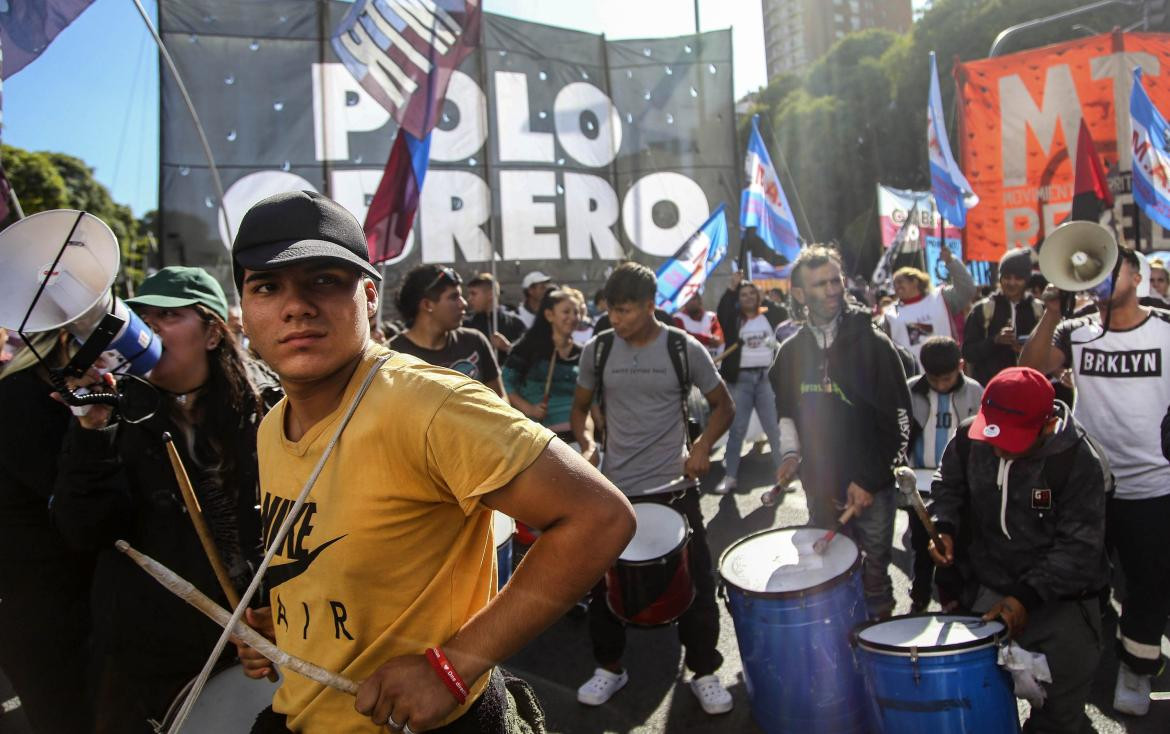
[{"left": 131, "top": 0, "right": 231, "bottom": 246}]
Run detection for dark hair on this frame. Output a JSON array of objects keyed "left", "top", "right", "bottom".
[
  {"left": 396, "top": 265, "right": 462, "bottom": 325},
  {"left": 593, "top": 288, "right": 606, "bottom": 306},
  {"left": 790, "top": 245, "right": 842, "bottom": 289},
  {"left": 1117, "top": 243, "right": 1140, "bottom": 273},
  {"left": 1027, "top": 273, "right": 1048, "bottom": 290},
  {"left": 509, "top": 289, "right": 579, "bottom": 381},
  {"left": 467, "top": 272, "right": 497, "bottom": 292},
  {"left": 604, "top": 262, "right": 656, "bottom": 306},
  {"left": 919, "top": 336, "right": 962, "bottom": 377},
  {"left": 169, "top": 305, "right": 264, "bottom": 519}
]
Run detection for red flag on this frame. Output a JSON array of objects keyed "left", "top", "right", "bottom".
[
  {"left": 1070, "top": 118, "right": 1114, "bottom": 222},
  {"left": 366, "top": 129, "right": 429, "bottom": 263}
]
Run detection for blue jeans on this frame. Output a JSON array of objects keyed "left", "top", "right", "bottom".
[{"left": 724, "top": 367, "right": 782, "bottom": 480}]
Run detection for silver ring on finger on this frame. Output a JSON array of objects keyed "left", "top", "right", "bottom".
[
  {"left": 403, "top": 726, "right": 416, "bottom": 734},
  {"left": 386, "top": 713, "right": 401, "bottom": 730}
]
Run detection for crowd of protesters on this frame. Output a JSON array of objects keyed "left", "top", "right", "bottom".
[{"left": 2, "top": 198, "right": 1168, "bottom": 733}]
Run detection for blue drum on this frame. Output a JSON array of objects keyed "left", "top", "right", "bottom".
[
  {"left": 493, "top": 511, "right": 515, "bottom": 589},
  {"left": 720, "top": 528, "right": 869, "bottom": 734},
  {"left": 854, "top": 615, "right": 1019, "bottom": 734}
]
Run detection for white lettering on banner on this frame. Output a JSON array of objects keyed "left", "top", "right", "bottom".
[
  {"left": 499, "top": 170, "right": 560, "bottom": 259},
  {"left": 554, "top": 82, "right": 622, "bottom": 167},
  {"left": 304, "top": 63, "right": 719, "bottom": 261},
  {"left": 999, "top": 65, "right": 1081, "bottom": 188},
  {"left": 1090, "top": 52, "right": 1160, "bottom": 171},
  {"left": 420, "top": 170, "right": 492, "bottom": 262},
  {"left": 429, "top": 70, "right": 487, "bottom": 162},
  {"left": 495, "top": 72, "right": 555, "bottom": 163},
  {"left": 563, "top": 172, "right": 624, "bottom": 259},
  {"left": 621, "top": 173, "right": 710, "bottom": 256},
  {"left": 312, "top": 62, "right": 390, "bottom": 162}
]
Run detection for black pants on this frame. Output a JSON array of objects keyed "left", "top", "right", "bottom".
[
  {"left": 903, "top": 507, "right": 935, "bottom": 608},
  {"left": 588, "top": 487, "right": 723, "bottom": 676},
  {"left": 1107, "top": 494, "right": 1170, "bottom": 675}
]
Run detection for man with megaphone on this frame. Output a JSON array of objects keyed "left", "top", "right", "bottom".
[{"left": 1020, "top": 223, "right": 1170, "bottom": 718}]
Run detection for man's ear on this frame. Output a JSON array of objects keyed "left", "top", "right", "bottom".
[
  {"left": 364, "top": 278, "right": 379, "bottom": 319},
  {"left": 790, "top": 286, "right": 807, "bottom": 306}
]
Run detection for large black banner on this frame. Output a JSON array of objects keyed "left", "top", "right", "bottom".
[{"left": 159, "top": 1, "right": 739, "bottom": 304}]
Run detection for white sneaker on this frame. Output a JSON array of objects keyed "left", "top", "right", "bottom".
[
  {"left": 577, "top": 667, "right": 628, "bottom": 706},
  {"left": 1114, "top": 663, "right": 1151, "bottom": 716},
  {"left": 690, "top": 674, "right": 733, "bottom": 714},
  {"left": 713, "top": 477, "right": 737, "bottom": 494}
]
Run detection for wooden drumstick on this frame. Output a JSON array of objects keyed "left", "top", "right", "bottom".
[
  {"left": 162, "top": 432, "right": 278, "bottom": 683},
  {"left": 712, "top": 342, "right": 740, "bottom": 365},
  {"left": 116, "top": 540, "right": 359, "bottom": 696},
  {"left": 895, "top": 466, "right": 945, "bottom": 550},
  {"left": 541, "top": 347, "right": 557, "bottom": 405},
  {"left": 812, "top": 504, "right": 859, "bottom": 555}
]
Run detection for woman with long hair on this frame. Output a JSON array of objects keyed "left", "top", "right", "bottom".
[
  {"left": 52, "top": 267, "right": 280, "bottom": 733},
  {"left": 714, "top": 278, "right": 784, "bottom": 493},
  {"left": 503, "top": 289, "right": 582, "bottom": 441},
  {"left": 0, "top": 330, "right": 95, "bottom": 734}
]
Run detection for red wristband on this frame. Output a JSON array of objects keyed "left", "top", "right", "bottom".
[{"left": 425, "top": 647, "right": 469, "bottom": 705}]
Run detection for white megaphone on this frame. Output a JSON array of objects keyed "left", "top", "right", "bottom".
[
  {"left": 1038, "top": 220, "right": 1119, "bottom": 292},
  {"left": 0, "top": 209, "right": 162, "bottom": 378}
]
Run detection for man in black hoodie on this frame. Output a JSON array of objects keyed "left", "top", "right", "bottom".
[
  {"left": 929, "top": 367, "right": 1109, "bottom": 734},
  {"left": 769, "top": 246, "right": 911, "bottom": 618}
]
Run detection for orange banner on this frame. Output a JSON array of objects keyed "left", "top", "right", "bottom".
[{"left": 957, "top": 31, "right": 1170, "bottom": 262}]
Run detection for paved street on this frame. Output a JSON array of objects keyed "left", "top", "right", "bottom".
[{"left": 506, "top": 445, "right": 1170, "bottom": 733}]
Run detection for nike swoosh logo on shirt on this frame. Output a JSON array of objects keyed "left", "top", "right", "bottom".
[{"left": 265, "top": 535, "right": 346, "bottom": 589}]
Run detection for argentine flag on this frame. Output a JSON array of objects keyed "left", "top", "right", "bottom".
[
  {"left": 656, "top": 204, "right": 729, "bottom": 314},
  {"left": 1130, "top": 67, "right": 1170, "bottom": 232},
  {"left": 928, "top": 52, "right": 978, "bottom": 227},
  {"left": 740, "top": 115, "right": 802, "bottom": 261}
]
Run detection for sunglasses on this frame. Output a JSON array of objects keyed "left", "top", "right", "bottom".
[{"left": 425, "top": 266, "right": 462, "bottom": 292}]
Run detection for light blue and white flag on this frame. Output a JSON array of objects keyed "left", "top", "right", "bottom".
[
  {"left": 1130, "top": 67, "right": 1170, "bottom": 232},
  {"left": 656, "top": 204, "right": 728, "bottom": 314},
  {"left": 741, "top": 115, "right": 801, "bottom": 261},
  {"left": 928, "top": 52, "right": 978, "bottom": 227}
]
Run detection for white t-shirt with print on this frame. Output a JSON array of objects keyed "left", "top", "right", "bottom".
[
  {"left": 739, "top": 313, "right": 775, "bottom": 369},
  {"left": 1055, "top": 310, "right": 1170, "bottom": 500}
]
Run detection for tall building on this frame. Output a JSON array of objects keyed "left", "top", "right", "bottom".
[{"left": 762, "top": 0, "right": 913, "bottom": 80}]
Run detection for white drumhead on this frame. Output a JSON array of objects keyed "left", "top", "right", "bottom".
[
  {"left": 858, "top": 615, "right": 1004, "bottom": 649},
  {"left": 492, "top": 511, "right": 515, "bottom": 550},
  {"left": 720, "top": 528, "right": 858, "bottom": 593},
  {"left": 620, "top": 504, "right": 687, "bottom": 562},
  {"left": 168, "top": 665, "right": 280, "bottom": 731},
  {"left": 915, "top": 469, "right": 936, "bottom": 492}
]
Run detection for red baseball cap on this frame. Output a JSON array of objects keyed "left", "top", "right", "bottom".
[{"left": 968, "top": 367, "right": 1055, "bottom": 453}]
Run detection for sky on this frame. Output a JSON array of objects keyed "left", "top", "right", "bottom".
[{"left": 2, "top": 0, "right": 928, "bottom": 216}]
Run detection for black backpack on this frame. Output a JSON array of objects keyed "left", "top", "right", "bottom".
[{"left": 592, "top": 326, "right": 700, "bottom": 447}]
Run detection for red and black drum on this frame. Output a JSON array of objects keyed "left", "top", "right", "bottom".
[{"left": 605, "top": 503, "right": 695, "bottom": 626}]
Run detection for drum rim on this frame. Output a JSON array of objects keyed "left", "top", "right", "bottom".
[
  {"left": 717, "top": 525, "right": 861, "bottom": 599},
  {"left": 852, "top": 613, "right": 1006, "bottom": 657},
  {"left": 618, "top": 502, "right": 692, "bottom": 565}
]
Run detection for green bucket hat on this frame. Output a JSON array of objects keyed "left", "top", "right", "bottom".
[{"left": 126, "top": 266, "right": 229, "bottom": 322}]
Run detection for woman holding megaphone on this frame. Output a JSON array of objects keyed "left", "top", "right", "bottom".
[{"left": 51, "top": 266, "right": 281, "bottom": 733}]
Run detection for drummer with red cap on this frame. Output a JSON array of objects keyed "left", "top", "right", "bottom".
[{"left": 928, "top": 367, "right": 1110, "bottom": 733}]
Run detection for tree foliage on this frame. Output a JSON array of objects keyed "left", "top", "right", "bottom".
[
  {"left": 744, "top": 0, "right": 1164, "bottom": 275},
  {"left": 1, "top": 144, "right": 154, "bottom": 294}
]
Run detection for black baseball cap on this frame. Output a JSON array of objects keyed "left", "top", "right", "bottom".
[{"left": 231, "top": 190, "right": 382, "bottom": 291}]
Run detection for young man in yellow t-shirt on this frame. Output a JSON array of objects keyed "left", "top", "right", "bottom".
[{"left": 230, "top": 190, "right": 636, "bottom": 733}]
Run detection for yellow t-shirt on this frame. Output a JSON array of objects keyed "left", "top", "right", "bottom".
[{"left": 258, "top": 345, "right": 553, "bottom": 732}]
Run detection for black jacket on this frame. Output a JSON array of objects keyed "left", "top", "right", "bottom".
[
  {"left": 931, "top": 405, "right": 1110, "bottom": 613},
  {"left": 769, "top": 306, "right": 911, "bottom": 501},
  {"left": 717, "top": 290, "right": 787, "bottom": 382},
  {"left": 53, "top": 383, "right": 276, "bottom": 681},
  {"left": 961, "top": 293, "right": 1042, "bottom": 386},
  {"left": 464, "top": 308, "right": 527, "bottom": 362}
]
